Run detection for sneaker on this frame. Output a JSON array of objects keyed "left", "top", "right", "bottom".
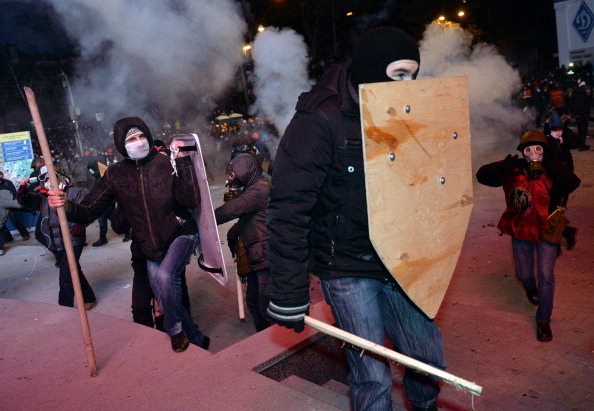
[
  {"left": 171, "top": 330, "right": 189, "bottom": 353},
  {"left": 123, "top": 232, "right": 131, "bottom": 242},
  {"left": 22, "top": 235, "right": 30, "bottom": 241},
  {"left": 0, "top": 250, "right": 5, "bottom": 256}
]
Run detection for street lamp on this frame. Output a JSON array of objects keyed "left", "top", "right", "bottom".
[{"left": 59, "top": 71, "right": 84, "bottom": 157}]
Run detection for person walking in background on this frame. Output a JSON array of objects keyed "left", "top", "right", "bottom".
[
  {"left": 476, "top": 130, "right": 580, "bottom": 342},
  {"left": 0, "top": 170, "right": 30, "bottom": 242},
  {"left": 17, "top": 168, "right": 96, "bottom": 309},
  {"left": 544, "top": 112, "right": 580, "bottom": 252},
  {"left": 571, "top": 80, "right": 592, "bottom": 151}
]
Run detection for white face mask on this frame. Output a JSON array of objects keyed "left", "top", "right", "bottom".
[
  {"left": 550, "top": 130, "right": 563, "bottom": 140},
  {"left": 126, "top": 139, "right": 150, "bottom": 160}
]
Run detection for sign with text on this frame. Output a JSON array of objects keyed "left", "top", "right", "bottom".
[{"left": 0, "top": 131, "right": 33, "bottom": 163}]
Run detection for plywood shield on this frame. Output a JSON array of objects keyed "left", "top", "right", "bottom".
[
  {"left": 360, "top": 77, "right": 473, "bottom": 318},
  {"left": 173, "top": 134, "right": 228, "bottom": 286}
]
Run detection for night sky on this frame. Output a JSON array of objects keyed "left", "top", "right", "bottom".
[{"left": 1, "top": 0, "right": 558, "bottom": 71}]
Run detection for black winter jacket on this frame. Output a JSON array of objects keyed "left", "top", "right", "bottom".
[
  {"left": 215, "top": 153, "right": 270, "bottom": 271},
  {"left": 267, "top": 63, "right": 393, "bottom": 307},
  {"left": 64, "top": 117, "right": 200, "bottom": 261}
]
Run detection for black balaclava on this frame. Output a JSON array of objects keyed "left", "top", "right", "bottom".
[{"left": 350, "top": 27, "right": 420, "bottom": 90}]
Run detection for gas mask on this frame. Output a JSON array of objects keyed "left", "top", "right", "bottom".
[
  {"left": 224, "top": 171, "right": 242, "bottom": 202},
  {"left": 125, "top": 139, "right": 150, "bottom": 160},
  {"left": 36, "top": 167, "right": 69, "bottom": 193},
  {"left": 523, "top": 144, "right": 544, "bottom": 179}
]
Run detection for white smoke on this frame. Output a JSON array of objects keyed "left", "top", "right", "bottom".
[
  {"left": 250, "top": 27, "right": 313, "bottom": 144},
  {"left": 418, "top": 22, "right": 530, "bottom": 160},
  {"left": 45, "top": 0, "right": 247, "bottom": 130}
]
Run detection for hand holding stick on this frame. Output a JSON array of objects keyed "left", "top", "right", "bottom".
[{"left": 24, "top": 87, "right": 98, "bottom": 377}]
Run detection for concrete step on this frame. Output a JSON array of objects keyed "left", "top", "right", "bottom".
[{"left": 282, "top": 375, "right": 349, "bottom": 410}]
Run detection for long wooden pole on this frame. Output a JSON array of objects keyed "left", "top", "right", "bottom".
[
  {"left": 304, "top": 315, "right": 482, "bottom": 396},
  {"left": 24, "top": 87, "right": 98, "bottom": 377},
  {"left": 236, "top": 273, "right": 245, "bottom": 320}
]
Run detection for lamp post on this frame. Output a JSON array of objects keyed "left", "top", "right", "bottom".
[{"left": 59, "top": 71, "right": 84, "bottom": 157}]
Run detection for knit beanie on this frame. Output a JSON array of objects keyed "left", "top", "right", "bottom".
[
  {"left": 547, "top": 113, "right": 563, "bottom": 129},
  {"left": 350, "top": 27, "right": 420, "bottom": 89},
  {"left": 125, "top": 127, "right": 144, "bottom": 142}
]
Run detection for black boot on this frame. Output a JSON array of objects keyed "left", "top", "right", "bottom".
[
  {"left": 525, "top": 287, "right": 539, "bottom": 306},
  {"left": 564, "top": 226, "right": 577, "bottom": 251},
  {"left": 92, "top": 236, "right": 108, "bottom": 247}
]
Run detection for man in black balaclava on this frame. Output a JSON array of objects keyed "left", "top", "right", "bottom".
[{"left": 266, "top": 27, "right": 444, "bottom": 411}]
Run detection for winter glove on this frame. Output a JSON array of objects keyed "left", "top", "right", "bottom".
[
  {"left": 267, "top": 301, "right": 310, "bottom": 333},
  {"left": 500, "top": 154, "right": 521, "bottom": 176},
  {"left": 227, "top": 236, "right": 238, "bottom": 258}
]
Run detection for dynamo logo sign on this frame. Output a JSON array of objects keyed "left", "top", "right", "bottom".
[{"left": 573, "top": 1, "right": 594, "bottom": 42}]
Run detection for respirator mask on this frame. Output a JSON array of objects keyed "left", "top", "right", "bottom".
[
  {"left": 523, "top": 144, "right": 544, "bottom": 179},
  {"left": 224, "top": 171, "right": 243, "bottom": 202}
]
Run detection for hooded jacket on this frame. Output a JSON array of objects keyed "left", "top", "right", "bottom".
[
  {"left": 17, "top": 180, "right": 86, "bottom": 251},
  {"left": 64, "top": 117, "right": 201, "bottom": 261},
  {"left": 215, "top": 153, "right": 270, "bottom": 271},
  {"left": 266, "top": 63, "right": 393, "bottom": 307}
]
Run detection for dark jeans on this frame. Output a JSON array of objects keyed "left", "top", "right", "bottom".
[
  {"left": 321, "top": 277, "right": 445, "bottom": 410},
  {"left": 0, "top": 227, "right": 9, "bottom": 250},
  {"left": 246, "top": 268, "right": 271, "bottom": 332},
  {"left": 575, "top": 115, "right": 589, "bottom": 146},
  {"left": 8, "top": 211, "right": 29, "bottom": 238},
  {"left": 53, "top": 244, "right": 96, "bottom": 307},
  {"left": 131, "top": 245, "right": 191, "bottom": 328},
  {"left": 98, "top": 203, "right": 115, "bottom": 236}
]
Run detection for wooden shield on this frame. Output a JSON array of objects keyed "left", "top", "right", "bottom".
[{"left": 360, "top": 77, "right": 473, "bottom": 319}]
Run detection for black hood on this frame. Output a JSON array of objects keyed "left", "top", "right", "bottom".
[
  {"left": 113, "top": 117, "right": 154, "bottom": 158},
  {"left": 228, "top": 153, "right": 262, "bottom": 189}
]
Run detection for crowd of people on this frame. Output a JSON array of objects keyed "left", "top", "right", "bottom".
[
  {"left": 516, "top": 63, "right": 592, "bottom": 151},
  {"left": 0, "top": 25, "right": 591, "bottom": 411}
]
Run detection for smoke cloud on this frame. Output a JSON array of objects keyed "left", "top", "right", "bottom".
[
  {"left": 418, "top": 22, "right": 530, "bottom": 160},
  {"left": 45, "top": 0, "right": 247, "bottom": 131},
  {"left": 250, "top": 27, "right": 313, "bottom": 150}
]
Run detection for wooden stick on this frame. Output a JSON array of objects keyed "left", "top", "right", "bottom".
[
  {"left": 24, "top": 87, "right": 98, "bottom": 377},
  {"left": 236, "top": 273, "right": 245, "bottom": 321},
  {"left": 304, "top": 315, "right": 482, "bottom": 396}
]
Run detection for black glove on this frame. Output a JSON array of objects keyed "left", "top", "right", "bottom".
[
  {"left": 500, "top": 154, "right": 521, "bottom": 176},
  {"left": 227, "top": 236, "right": 238, "bottom": 258},
  {"left": 267, "top": 301, "right": 310, "bottom": 333}
]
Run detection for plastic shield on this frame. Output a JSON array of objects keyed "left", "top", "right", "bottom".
[
  {"left": 360, "top": 77, "right": 473, "bottom": 318},
  {"left": 173, "top": 134, "right": 228, "bottom": 286}
]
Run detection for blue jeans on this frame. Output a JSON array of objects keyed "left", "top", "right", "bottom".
[
  {"left": 246, "top": 268, "right": 271, "bottom": 332},
  {"left": 147, "top": 234, "right": 205, "bottom": 346},
  {"left": 321, "top": 277, "right": 445, "bottom": 411},
  {"left": 512, "top": 238, "right": 556, "bottom": 323}
]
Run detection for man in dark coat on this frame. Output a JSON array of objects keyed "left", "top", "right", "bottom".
[
  {"left": 48, "top": 117, "right": 208, "bottom": 353},
  {"left": 571, "top": 81, "right": 592, "bottom": 151},
  {"left": 266, "top": 27, "right": 445, "bottom": 411},
  {"left": 215, "top": 153, "right": 271, "bottom": 332}
]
